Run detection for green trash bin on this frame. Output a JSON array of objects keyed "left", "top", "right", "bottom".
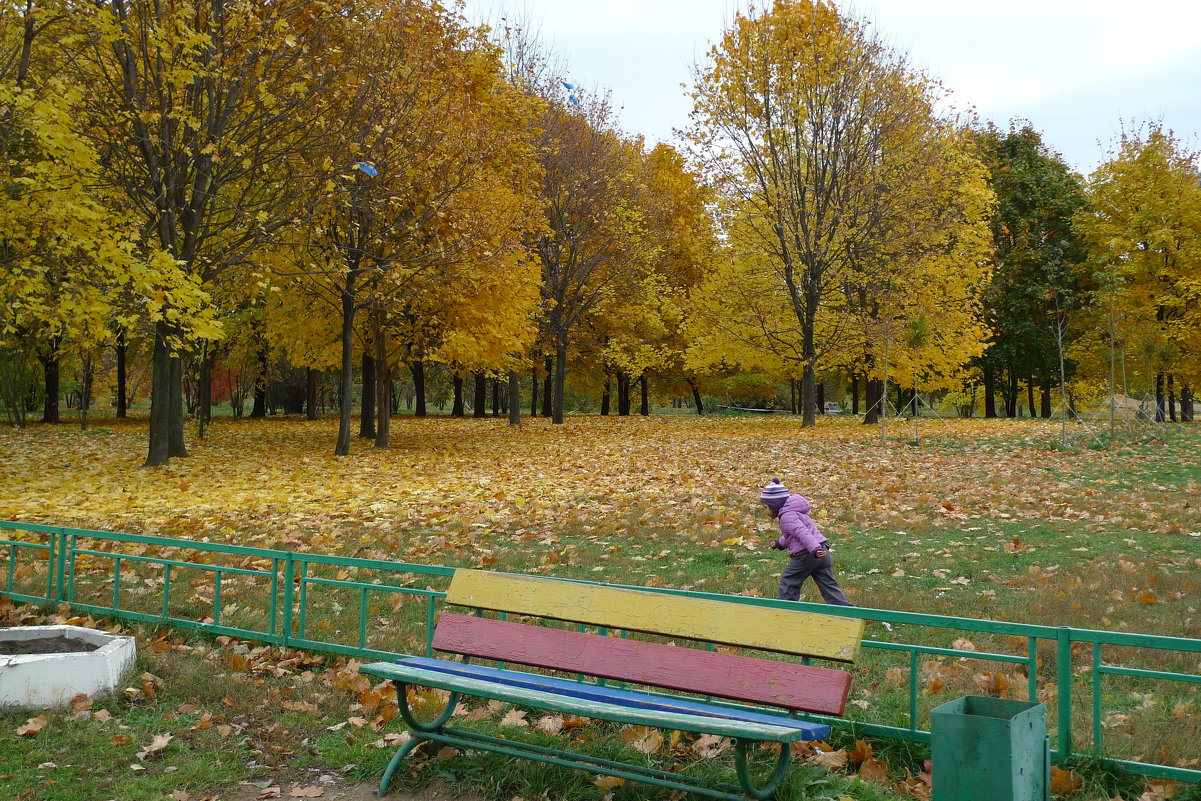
[{"left": 931, "top": 696, "right": 1048, "bottom": 801}]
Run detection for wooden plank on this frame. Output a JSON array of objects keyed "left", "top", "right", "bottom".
[
  {"left": 402, "top": 656, "right": 830, "bottom": 738},
  {"left": 360, "top": 661, "right": 820, "bottom": 741},
  {"left": 445, "top": 569, "right": 864, "bottom": 663},
  {"left": 433, "top": 613, "right": 850, "bottom": 715}
]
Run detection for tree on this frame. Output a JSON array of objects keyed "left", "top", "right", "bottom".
[
  {"left": 2, "top": 0, "right": 213, "bottom": 429},
  {"left": 280, "top": 0, "right": 542, "bottom": 453},
  {"left": 687, "top": 0, "right": 993, "bottom": 425},
  {"left": 687, "top": 0, "right": 990, "bottom": 426},
  {"left": 975, "top": 123, "right": 1089, "bottom": 419},
  {"left": 73, "top": 0, "right": 337, "bottom": 464},
  {"left": 1076, "top": 123, "right": 1201, "bottom": 425},
  {"left": 532, "top": 99, "right": 652, "bottom": 424}
]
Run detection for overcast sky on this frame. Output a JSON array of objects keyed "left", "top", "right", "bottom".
[{"left": 459, "top": 0, "right": 1201, "bottom": 177}]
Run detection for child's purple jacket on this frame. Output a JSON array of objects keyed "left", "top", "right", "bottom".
[{"left": 773, "top": 494, "right": 828, "bottom": 556}]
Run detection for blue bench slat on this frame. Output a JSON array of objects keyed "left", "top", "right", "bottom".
[
  {"left": 399, "top": 656, "right": 830, "bottom": 739},
  {"left": 363, "top": 660, "right": 824, "bottom": 742}
]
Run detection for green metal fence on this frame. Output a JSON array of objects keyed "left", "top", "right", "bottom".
[{"left": 3, "top": 521, "right": 1199, "bottom": 784}]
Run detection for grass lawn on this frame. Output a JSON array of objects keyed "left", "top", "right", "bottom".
[{"left": 1, "top": 413, "right": 1199, "bottom": 800}]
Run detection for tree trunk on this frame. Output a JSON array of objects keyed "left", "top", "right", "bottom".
[
  {"left": 306, "top": 368, "right": 318, "bottom": 420},
  {"left": 552, "top": 344, "right": 567, "bottom": 424},
  {"left": 1155, "top": 373, "right": 1165, "bottom": 422},
  {"left": 542, "top": 355, "right": 553, "bottom": 418},
  {"left": 372, "top": 317, "right": 392, "bottom": 447},
  {"left": 689, "top": 380, "right": 704, "bottom": 416},
  {"left": 508, "top": 370, "right": 521, "bottom": 426},
  {"left": 359, "top": 352, "right": 376, "bottom": 437},
  {"left": 1005, "top": 367, "right": 1018, "bottom": 417},
  {"left": 115, "top": 328, "right": 128, "bottom": 418},
  {"left": 600, "top": 373, "right": 611, "bottom": 415},
  {"left": 335, "top": 292, "right": 357, "bottom": 456},
  {"left": 40, "top": 337, "right": 60, "bottom": 423},
  {"left": 530, "top": 364, "right": 538, "bottom": 418},
  {"left": 639, "top": 375, "right": 649, "bottom": 416},
  {"left": 1168, "top": 374, "right": 1177, "bottom": 423},
  {"left": 197, "top": 343, "right": 213, "bottom": 436},
  {"left": 850, "top": 374, "right": 859, "bottom": 415},
  {"left": 452, "top": 375, "right": 465, "bottom": 417},
  {"left": 617, "top": 371, "right": 630, "bottom": 416},
  {"left": 473, "top": 373, "right": 487, "bottom": 419},
  {"left": 863, "top": 378, "right": 881, "bottom": 425},
  {"left": 1027, "top": 378, "right": 1036, "bottom": 421},
  {"left": 492, "top": 378, "right": 501, "bottom": 417},
  {"left": 250, "top": 343, "right": 268, "bottom": 418},
  {"left": 78, "top": 352, "right": 94, "bottom": 432},
  {"left": 1040, "top": 380, "right": 1052, "bottom": 418},
  {"left": 411, "top": 359, "right": 426, "bottom": 418},
  {"left": 816, "top": 383, "right": 826, "bottom": 414},
  {"left": 983, "top": 364, "right": 997, "bottom": 418},
  {"left": 145, "top": 323, "right": 172, "bottom": 466}
]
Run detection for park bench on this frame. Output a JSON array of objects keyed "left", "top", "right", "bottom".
[{"left": 360, "top": 569, "right": 865, "bottom": 800}]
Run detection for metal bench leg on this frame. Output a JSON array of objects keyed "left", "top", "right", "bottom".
[
  {"left": 733, "top": 740, "right": 791, "bottom": 800},
  {"left": 380, "top": 732, "right": 426, "bottom": 795},
  {"left": 380, "top": 681, "right": 461, "bottom": 795}
]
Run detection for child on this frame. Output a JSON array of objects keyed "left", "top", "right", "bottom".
[{"left": 760, "top": 478, "right": 852, "bottom": 605}]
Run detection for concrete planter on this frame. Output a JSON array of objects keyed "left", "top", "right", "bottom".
[{"left": 0, "top": 625, "right": 136, "bottom": 708}]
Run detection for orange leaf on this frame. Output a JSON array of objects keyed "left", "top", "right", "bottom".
[
  {"left": 1050, "top": 765, "right": 1083, "bottom": 795},
  {"left": 859, "top": 757, "right": 889, "bottom": 781},
  {"left": 848, "top": 739, "right": 873, "bottom": 765},
  {"left": 15, "top": 716, "right": 48, "bottom": 736}
]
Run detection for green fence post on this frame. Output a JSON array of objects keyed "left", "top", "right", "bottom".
[
  {"left": 282, "top": 553, "right": 295, "bottom": 649},
  {"left": 54, "top": 529, "right": 69, "bottom": 602},
  {"left": 1056, "top": 627, "right": 1073, "bottom": 763}
]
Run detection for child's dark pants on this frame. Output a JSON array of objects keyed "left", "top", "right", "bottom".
[{"left": 778, "top": 550, "right": 852, "bottom": 605}]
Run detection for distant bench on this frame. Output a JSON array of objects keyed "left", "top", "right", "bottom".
[{"left": 361, "top": 569, "right": 865, "bottom": 800}]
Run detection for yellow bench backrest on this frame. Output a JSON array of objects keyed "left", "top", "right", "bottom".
[{"left": 445, "top": 569, "right": 863, "bottom": 663}]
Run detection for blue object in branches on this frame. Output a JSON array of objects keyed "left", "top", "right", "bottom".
[{"left": 353, "top": 161, "right": 378, "bottom": 178}]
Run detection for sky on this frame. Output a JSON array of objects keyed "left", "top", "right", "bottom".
[{"left": 459, "top": 0, "right": 1201, "bottom": 177}]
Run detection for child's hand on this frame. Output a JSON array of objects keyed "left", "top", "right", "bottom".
[{"left": 814, "top": 548, "right": 827, "bottom": 559}]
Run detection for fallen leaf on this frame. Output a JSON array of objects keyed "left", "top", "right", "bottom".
[
  {"left": 15, "top": 716, "right": 48, "bottom": 736},
  {"left": 1050, "top": 765, "right": 1082, "bottom": 795},
  {"left": 136, "top": 732, "right": 173, "bottom": 760},
  {"left": 500, "top": 709, "right": 529, "bottom": 727},
  {"left": 288, "top": 787, "right": 326, "bottom": 798},
  {"left": 809, "top": 748, "right": 848, "bottom": 770},
  {"left": 536, "top": 716, "right": 564, "bottom": 735},
  {"left": 859, "top": 757, "right": 889, "bottom": 781}
]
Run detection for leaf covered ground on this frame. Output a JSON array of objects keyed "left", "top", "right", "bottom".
[{"left": 1, "top": 414, "right": 1199, "bottom": 628}]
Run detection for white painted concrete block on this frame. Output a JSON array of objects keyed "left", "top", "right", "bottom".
[{"left": 0, "top": 625, "right": 136, "bottom": 708}]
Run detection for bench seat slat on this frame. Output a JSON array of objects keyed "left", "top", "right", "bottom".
[
  {"left": 433, "top": 613, "right": 851, "bottom": 716},
  {"left": 361, "top": 660, "right": 826, "bottom": 742},
  {"left": 446, "top": 569, "right": 863, "bottom": 662},
  {"left": 401, "top": 656, "right": 831, "bottom": 738}
]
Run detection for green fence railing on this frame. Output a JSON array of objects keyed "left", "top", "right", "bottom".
[{"left": 3, "top": 521, "right": 1199, "bottom": 785}]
